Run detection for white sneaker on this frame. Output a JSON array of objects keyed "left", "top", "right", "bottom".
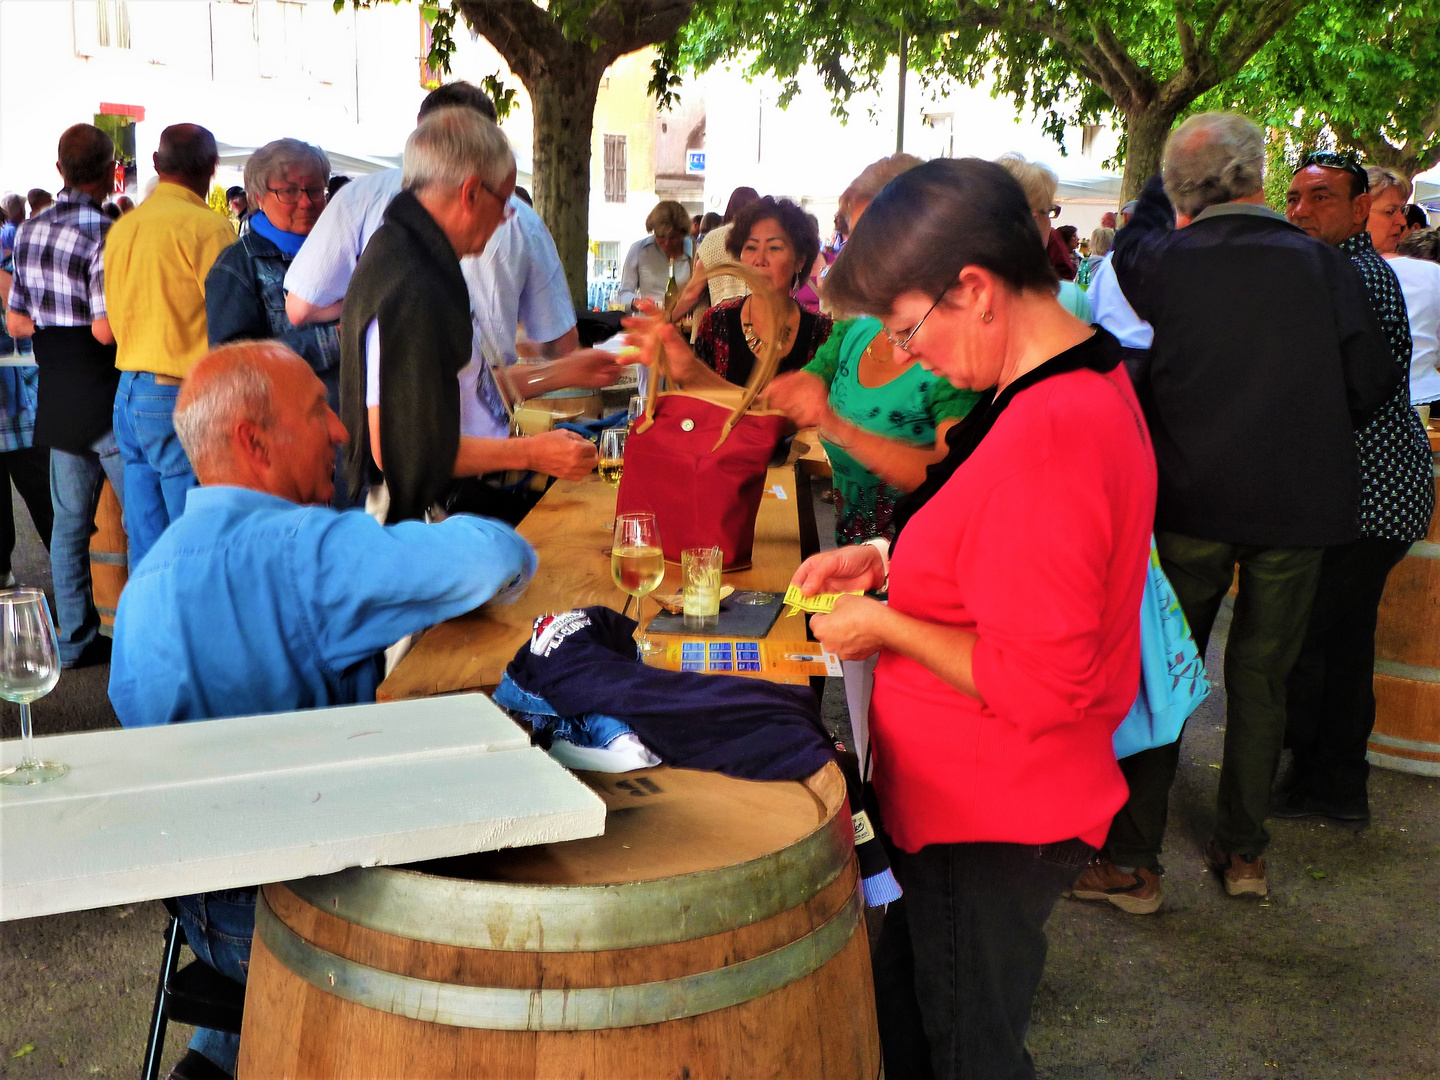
[{"left": 546, "top": 732, "right": 661, "bottom": 773}]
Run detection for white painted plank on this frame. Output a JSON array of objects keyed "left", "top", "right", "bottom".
[
  {"left": 1, "top": 693, "right": 532, "bottom": 798},
  {"left": 0, "top": 695, "right": 605, "bottom": 921}
]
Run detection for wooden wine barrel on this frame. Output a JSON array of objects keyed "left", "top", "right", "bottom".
[
  {"left": 89, "top": 480, "right": 127, "bottom": 631},
  {"left": 237, "top": 763, "right": 879, "bottom": 1080},
  {"left": 1369, "top": 427, "right": 1440, "bottom": 775}
]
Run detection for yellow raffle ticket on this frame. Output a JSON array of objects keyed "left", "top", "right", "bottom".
[{"left": 782, "top": 584, "right": 862, "bottom": 617}]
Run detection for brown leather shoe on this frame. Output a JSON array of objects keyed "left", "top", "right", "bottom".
[
  {"left": 1066, "top": 858, "right": 1163, "bottom": 914},
  {"left": 1204, "top": 839, "right": 1268, "bottom": 897}
]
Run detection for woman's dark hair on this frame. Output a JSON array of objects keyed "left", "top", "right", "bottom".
[
  {"left": 724, "top": 196, "right": 820, "bottom": 289},
  {"left": 1405, "top": 204, "right": 1430, "bottom": 229},
  {"left": 824, "top": 158, "right": 1058, "bottom": 316},
  {"left": 1056, "top": 224, "right": 1078, "bottom": 245},
  {"left": 722, "top": 186, "right": 759, "bottom": 223},
  {"left": 699, "top": 211, "right": 722, "bottom": 233},
  {"left": 1397, "top": 226, "right": 1440, "bottom": 262},
  {"left": 418, "top": 81, "right": 498, "bottom": 123}
]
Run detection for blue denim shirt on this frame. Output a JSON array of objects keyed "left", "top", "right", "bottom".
[
  {"left": 205, "top": 230, "right": 340, "bottom": 380},
  {"left": 109, "top": 486, "right": 536, "bottom": 727}
]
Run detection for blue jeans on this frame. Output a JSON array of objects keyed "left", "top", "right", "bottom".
[
  {"left": 50, "top": 432, "right": 124, "bottom": 664},
  {"left": 174, "top": 888, "right": 256, "bottom": 1075},
  {"left": 112, "top": 372, "right": 196, "bottom": 569}
]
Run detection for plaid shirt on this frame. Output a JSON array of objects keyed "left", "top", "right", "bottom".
[
  {"left": 6, "top": 189, "right": 110, "bottom": 327},
  {"left": 0, "top": 367, "right": 39, "bottom": 453}
]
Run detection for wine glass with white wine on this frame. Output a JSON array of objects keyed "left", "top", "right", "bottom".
[
  {"left": 0, "top": 588, "right": 65, "bottom": 785},
  {"left": 599, "top": 427, "right": 627, "bottom": 487},
  {"left": 612, "top": 512, "right": 665, "bottom": 655}
]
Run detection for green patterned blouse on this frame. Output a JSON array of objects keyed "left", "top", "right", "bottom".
[{"left": 804, "top": 317, "right": 983, "bottom": 545}]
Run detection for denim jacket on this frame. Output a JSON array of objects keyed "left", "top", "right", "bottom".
[{"left": 205, "top": 230, "right": 340, "bottom": 391}]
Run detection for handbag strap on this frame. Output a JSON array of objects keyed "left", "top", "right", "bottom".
[{"left": 639, "top": 262, "right": 788, "bottom": 449}]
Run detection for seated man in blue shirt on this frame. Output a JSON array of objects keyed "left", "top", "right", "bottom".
[{"left": 109, "top": 340, "right": 536, "bottom": 1080}]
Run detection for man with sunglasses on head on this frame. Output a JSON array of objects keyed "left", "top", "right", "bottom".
[
  {"left": 102, "top": 123, "right": 235, "bottom": 568},
  {"left": 1277, "top": 150, "right": 1434, "bottom": 826},
  {"left": 1070, "top": 114, "right": 1398, "bottom": 914}
]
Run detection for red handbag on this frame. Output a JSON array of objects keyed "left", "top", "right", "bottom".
[{"left": 616, "top": 266, "right": 790, "bottom": 570}]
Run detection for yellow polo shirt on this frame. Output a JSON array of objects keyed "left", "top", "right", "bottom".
[{"left": 103, "top": 182, "right": 235, "bottom": 378}]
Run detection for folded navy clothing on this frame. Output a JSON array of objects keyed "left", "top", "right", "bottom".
[
  {"left": 506, "top": 606, "right": 901, "bottom": 905},
  {"left": 507, "top": 607, "right": 833, "bottom": 781}
]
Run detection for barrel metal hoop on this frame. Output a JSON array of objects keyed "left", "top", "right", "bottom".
[
  {"left": 1374, "top": 659, "right": 1440, "bottom": 685},
  {"left": 89, "top": 552, "right": 127, "bottom": 566},
  {"left": 1408, "top": 540, "right": 1440, "bottom": 560},
  {"left": 1367, "top": 731, "right": 1440, "bottom": 755},
  {"left": 283, "top": 803, "right": 852, "bottom": 952},
  {"left": 1366, "top": 750, "right": 1440, "bottom": 777},
  {"left": 255, "top": 884, "right": 862, "bottom": 1031}
]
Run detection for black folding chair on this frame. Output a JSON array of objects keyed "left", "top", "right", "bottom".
[{"left": 140, "top": 901, "right": 246, "bottom": 1080}]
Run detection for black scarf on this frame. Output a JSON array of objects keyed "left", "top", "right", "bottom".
[
  {"left": 340, "top": 191, "right": 473, "bottom": 522},
  {"left": 890, "top": 328, "right": 1123, "bottom": 550}
]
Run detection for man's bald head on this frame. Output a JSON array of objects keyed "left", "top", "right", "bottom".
[
  {"left": 154, "top": 123, "right": 218, "bottom": 193},
  {"left": 176, "top": 342, "right": 289, "bottom": 480},
  {"left": 176, "top": 342, "right": 347, "bottom": 504}
]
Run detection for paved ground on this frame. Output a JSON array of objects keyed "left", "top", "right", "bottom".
[{"left": 1, "top": 488, "right": 1436, "bottom": 1079}]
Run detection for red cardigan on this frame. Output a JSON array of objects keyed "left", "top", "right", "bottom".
[{"left": 871, "top": 362, "right": 1156, "bottom": 852}]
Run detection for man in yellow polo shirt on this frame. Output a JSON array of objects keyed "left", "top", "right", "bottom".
[{"left": 103, "top": 123, "right": 234, "bottom": 567}]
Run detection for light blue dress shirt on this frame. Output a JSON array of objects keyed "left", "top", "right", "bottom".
[
  {"left": 109, "top": 486, "right": 537, "bottom": 727},
  {"left": 1087, "top": 253, "right": 1154, "bottom": 349}
]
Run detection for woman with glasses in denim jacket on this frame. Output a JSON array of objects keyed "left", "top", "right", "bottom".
[
  {"left": 790, "top": 158, "right": 1156, "bottom": 1080},
  {"left": 204, "top": 139, "right": 347, "bottom": 502}
]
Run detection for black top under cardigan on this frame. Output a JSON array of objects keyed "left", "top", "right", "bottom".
[
  {"left": 340, "top": 191, "right": 473, "bottom": 522},
  {"left": 1113, "top": 177, "right": 1398, "bottom": 549}
]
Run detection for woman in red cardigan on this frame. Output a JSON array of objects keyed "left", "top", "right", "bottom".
[{"left": 791, "top": 158, "right": 1157, "bottom": 1080}]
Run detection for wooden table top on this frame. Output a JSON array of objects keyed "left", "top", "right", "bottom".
[{"left": 377, "top": 466, "right": 812, "bottom": 701}]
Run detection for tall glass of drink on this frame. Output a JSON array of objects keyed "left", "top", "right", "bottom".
[{"left": 682, "top": 547, "right": 722, "bottom": 631}]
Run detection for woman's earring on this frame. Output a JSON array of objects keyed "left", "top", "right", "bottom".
[{"left": 982, "top": 310, "right": 994, "bottom": 323}]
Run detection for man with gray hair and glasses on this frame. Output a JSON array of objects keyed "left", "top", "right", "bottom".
[
  {"left": 294, "top": 82, "right": 617, "bottom": 522},
  {"left": 340, "top": 106, "right": 599, "bottom": 524},
  {"left": 1066, "top": 112, "right": 1398, "bottom": 913}
]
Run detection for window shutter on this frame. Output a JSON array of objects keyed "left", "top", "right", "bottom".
[{"left": 604, "top": 135, "right": 627, "bottom": 203}]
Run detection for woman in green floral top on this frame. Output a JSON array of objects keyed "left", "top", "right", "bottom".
[{"left": 768, "top": 316, "right": 982, "bottom": 544}]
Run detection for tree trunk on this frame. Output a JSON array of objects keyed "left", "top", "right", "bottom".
[
  {"left": 1120, "top": 107, "right": 1178, "bottom": 203},
  {"left": 529, "top": 64, "right": 605, "bottom": 314}
]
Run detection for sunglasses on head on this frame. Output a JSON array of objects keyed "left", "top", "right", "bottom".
[{"left": 1296, "top": 149, "right": 1369, "bottom": 189}]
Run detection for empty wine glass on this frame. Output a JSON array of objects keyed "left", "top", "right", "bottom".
[{"left": 0, "top": 588, "right": 65, "bottom": 785}]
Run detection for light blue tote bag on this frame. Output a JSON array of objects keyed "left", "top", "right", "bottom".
[{"left": 1114, "top": 540, "right": 1210, "bottom": 759}]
